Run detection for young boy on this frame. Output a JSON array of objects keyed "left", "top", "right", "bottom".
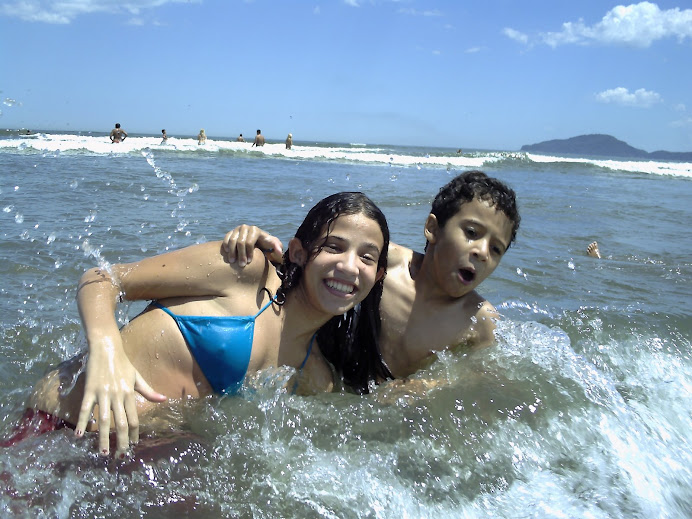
[{"left": 225, "top": 170, "right": 520, "bottom": 377}]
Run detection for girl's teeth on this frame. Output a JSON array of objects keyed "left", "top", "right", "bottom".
[{"left": 326, "top": 280, "right": 353, "bottom": 294}]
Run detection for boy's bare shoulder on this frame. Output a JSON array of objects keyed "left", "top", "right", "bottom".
[
  {"left": 461, "top": 296, "right": 499, "bottom": 349},
  {"left": 387, "top": 242, "right": 420, "bottom": 271}
]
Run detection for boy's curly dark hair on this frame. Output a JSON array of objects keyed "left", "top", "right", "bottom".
[{"left": 427, "top": 170, "right": 520, "bottom": 250}]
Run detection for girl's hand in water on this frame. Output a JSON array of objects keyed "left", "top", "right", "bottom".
[
  {"left": 222, "top": 225, "right": 284, "bottom": 267},
  {"left": 75, "top": 341, "right": 167, "bottom": 458}
]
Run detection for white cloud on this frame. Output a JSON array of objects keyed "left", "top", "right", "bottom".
[
  {"left": 465, "top": 46, "right": 483, "bottom": 54},
  {"left": 595, "top": 87, "right": 662, "bottom": 107},
  {"left": 0, "top": 0, "right": 199, "bottom": 24},
  {"left": 398, "top": 8, "right": 442, "bottom": 17},
  {"left": 670, "top": 116, "right": 692, "bottom": 127},
  {"left": 540, "top": 2, "right": 692, "bottom": 48},
  {"left": 502, "top": 27, "right": 529, "bottom": 45},
  {"left": 674, "top": 103, "right": 686, "bottom": 112},
  {"left": 344, "top": 0, "right": 360, "bottom": 7}
]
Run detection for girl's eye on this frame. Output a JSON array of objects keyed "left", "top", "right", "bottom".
[
  {"left": 491, "top": 246, "right": 503, "bottom": 255},
  {"left": 465, "top": 227, "right": 477, "bottom": 238},
  {"left": 323, "top": 243, "right": 341, "bottom": 253},
  {"left": 361, "top": 254, "right": 377, "bottom": 264}
]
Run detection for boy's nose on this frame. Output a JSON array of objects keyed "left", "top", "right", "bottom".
[{"left": 472, "top": 239, "right": 489, "bottom": 261}]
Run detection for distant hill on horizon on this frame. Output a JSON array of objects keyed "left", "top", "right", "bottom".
[{"left": 520, "top": 134, "right": 692, "bottom": 161}]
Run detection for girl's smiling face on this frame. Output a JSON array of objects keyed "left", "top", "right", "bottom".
[{"left": 291, "top": 212, "right": 385, "bottom": 316}]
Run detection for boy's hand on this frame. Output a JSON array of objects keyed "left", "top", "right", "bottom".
[{"left": 222, "top": 225, "right": 284, "bottom": 266}]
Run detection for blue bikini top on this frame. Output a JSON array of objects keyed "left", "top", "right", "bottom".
[{"left": 153, "top": 297, "right": 314, "bottom": 394}]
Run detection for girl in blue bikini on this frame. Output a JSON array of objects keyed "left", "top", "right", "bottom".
[{"left": 23, "top": 192, "right": 392, "bottom": 456}]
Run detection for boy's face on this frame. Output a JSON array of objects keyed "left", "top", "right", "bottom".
[{"left": 424, "top": 197, "right": 513, "bottom": 298}]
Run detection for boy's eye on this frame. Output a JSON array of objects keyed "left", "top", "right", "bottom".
[
  {"left": 464, "top": 227, "right": 477, "bottom": 238},
  {"left": 491, "top": 246, "right": 503, "bottom": 255}
]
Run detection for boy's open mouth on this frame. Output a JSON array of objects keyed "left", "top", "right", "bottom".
[{"left": 459, "top": 268, "right": 475, "bottom": 283}]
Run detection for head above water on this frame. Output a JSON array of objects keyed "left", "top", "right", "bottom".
[
  {"left": 426, "top": 170, "right": 520, "bottom": 251},
  {"left": 276, "top": 191, "right": 389, "bottom": 301},
  {"left": 276, "top": 191, "right": 391, "bottom": 393}
]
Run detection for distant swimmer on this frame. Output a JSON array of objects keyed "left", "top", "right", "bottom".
[
  {"left": 456, "top": 149, "right": 462, "bottom": 154},
  {"left": 161, "top": 129, "right": 168, "bottom": 143},
  {"left": 285, "top": 133, "right": 292, "bottom": 150},
  {"left": 237, "top": 133, "right": 245, "bottom": 142},
  {"left": 586, "top": 241, "right": 602, "bottom": 259},
  {"left": 110, "top": 123, "right": 128, "bottom": 143},
  {"left": 198, "top": 129, "right": 206, "bottom": 145},
  {"left": 252, "top": 129, "right": 265, "bottom": 147}
]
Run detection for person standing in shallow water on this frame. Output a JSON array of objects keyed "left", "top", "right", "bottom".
[
  {"left": 110, "top": 123, "right": 127, "bottom": 143},
  {"left": 252, "top": 129, "right": 265, "bottom": 147},
  {"left": 286, "top": 133, "right": 293, "bottom": 149},
  {"left": 197, "top": 129, "right": 206, "bottom": 145}
]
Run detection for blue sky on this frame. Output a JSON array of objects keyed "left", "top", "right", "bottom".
[{"left": 1, "top": 0, "right": 691, "bottom": 151}]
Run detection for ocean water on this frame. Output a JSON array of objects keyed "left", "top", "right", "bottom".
[{"left": 0, "top": 131, "right": 691, "bottom": 518}]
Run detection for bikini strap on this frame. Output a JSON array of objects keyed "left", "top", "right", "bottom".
[
  {"left": 151, "top": 300, "right": 175, "bottom": 318},
  {"left": 298, "top": 332, "right": 316, "bottom": 371},
  {"left": 253, "top": 295, "right": 276, "bottom": 318}
]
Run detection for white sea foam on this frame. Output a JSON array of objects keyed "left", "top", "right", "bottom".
[
  {"left": 1, "top": 133, "right": 690, "bottom": 178},
  {"left": 526, "top": 152, "right": 692, "bottom": 178}
]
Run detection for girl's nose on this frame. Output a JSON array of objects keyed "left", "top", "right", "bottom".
[{"left": 338, "top": 251, "right": 359, "bottom": 274}]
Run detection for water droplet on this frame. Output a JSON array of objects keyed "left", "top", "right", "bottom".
[{"left": 15, "top": 213, "right": 24, "bottom": 224}]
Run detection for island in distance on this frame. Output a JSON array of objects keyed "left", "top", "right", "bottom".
[{"left": 520, "top": 134, "right": 692, "bottom": 161}]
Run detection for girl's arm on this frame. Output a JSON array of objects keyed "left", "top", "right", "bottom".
[{"left": 75, "top": 240, "right": 267, "bottom": 457}]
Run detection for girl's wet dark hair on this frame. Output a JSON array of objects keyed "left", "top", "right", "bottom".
[
  {"left": 427, "top": 170, "right": 520, "bottom": 250},
  {"left": 274, "top": 192, "right": 393, "bottom": 393}
]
